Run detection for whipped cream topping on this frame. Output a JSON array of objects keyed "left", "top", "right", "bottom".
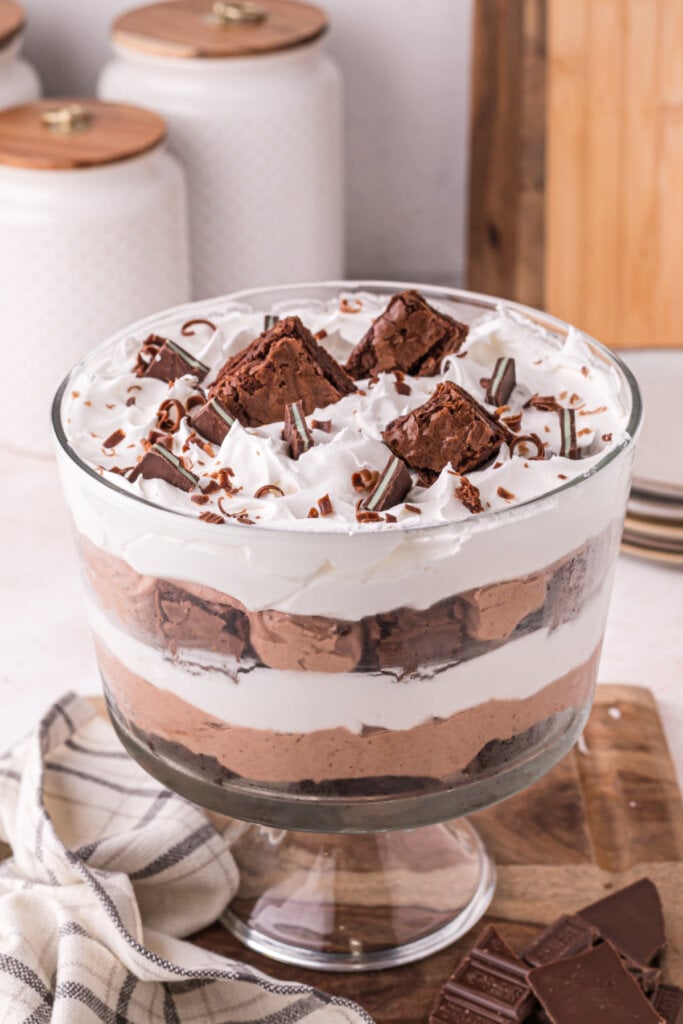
[{"left": 62, "top": 291, "right": 631, "bottom": 532}]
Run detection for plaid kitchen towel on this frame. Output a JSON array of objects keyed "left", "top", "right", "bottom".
[{"left": 0, "top": 693, "right": 372, "bottom": 1024}]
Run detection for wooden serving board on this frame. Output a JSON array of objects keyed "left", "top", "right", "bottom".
[
  {"left": 191, "top": 685, "right": 683, "bottom": 1022},
  {"left": 468, "top": 0, "right": 683, "bottom": 350}
]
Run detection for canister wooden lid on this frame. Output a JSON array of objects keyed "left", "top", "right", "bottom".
[
  {"left": 0, "top": 1, "right": 25, "bottom": 48},
  {"left": 112, "top": 0, "right": 327, "bottom": 59},
  {"left": 0, "top": 99, "right": 166, "bottom": 170}
]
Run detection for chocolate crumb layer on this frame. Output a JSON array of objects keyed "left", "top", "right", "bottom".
[{"left": 345, "top": 289, "right": 468, "bottom": 380}]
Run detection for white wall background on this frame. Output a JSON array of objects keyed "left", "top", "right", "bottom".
[{"left": 21, "top": 0, "right": 472, "bottom": 285}]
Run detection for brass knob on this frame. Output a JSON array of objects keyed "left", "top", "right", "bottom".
[
  {"left": 40, "top": 104, "right": 92, "bottom": 134},
  {"left": 212, "top": 1, "right": 267, "bottom": 24}
]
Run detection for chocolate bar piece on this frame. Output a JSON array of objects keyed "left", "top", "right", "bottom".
[
  {"left": 577, "top": 878, "right": 666, "bottom": 966},
  {"left": 190, "top": 397, "right": 236, "bottom": 446},
  {"left": 383, "top": 381, "right": 507, "bottom": 476},
  {"left": 652, "top": 984, "right": 683, "bottom": 1024},
  {"left": 138, "top": 336, "right": 209, "bottom": 384},
  {"left": 345, "top": 289, "right": 468, "bottom": 379},
  {"left": 558, "top": 408, "right": 579, "bottom": 460},
  {"left": 363, "top": 455, "right": 411, "bottom": 512},
  {"left": 522, "top": 915, "right": 599, "bottom": 968},
  {"left": 283, "top": 400, "right": 314, "bottom": 459},
  {"left": 209, "top": 315, "right": 356, "bottom": 427},
  {"left": 430, "top": 926, "right": 535, "bottom": 1024},
  {"left": 529, "top": 942, "right": 664, "bottom": 1023},
  {"left": 129, "top": 443, "right": 198, "bottom": 491},
  {"left": 486, "top": 357, "right": 516, "bottom": 407}
]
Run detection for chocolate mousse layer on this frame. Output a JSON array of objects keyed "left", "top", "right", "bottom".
[{"left": 97, "top": 639, "right": 599, "bottom": 787}]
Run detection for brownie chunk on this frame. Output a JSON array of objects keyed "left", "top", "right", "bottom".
[
  {"left": 155, "top": 581, "right": 249, "bottom": 659},
  {"left": 364, "top": 597, "right": 463, "bottom": 673},
  {"left": 209, "top": 316, "right": 356, "bottom": 427},
  {"left": 345, "top": 289, "right": 468, "bottom": 379},
  {"left": 382, "top": 381, "right": 507, "bottom": 477}
]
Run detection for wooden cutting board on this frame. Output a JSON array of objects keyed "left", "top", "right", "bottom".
[
  {"left": 191, "top": 685, "right": 683, "bottom": 1022},
  {"left": 468, "top": 0, "right": 683, "bottom": 350}
]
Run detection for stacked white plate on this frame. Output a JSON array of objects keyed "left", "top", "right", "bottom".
[{"left": 620, "top": 350, "right": 683, "bottom": 565}]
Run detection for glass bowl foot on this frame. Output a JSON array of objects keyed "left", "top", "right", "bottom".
[{"left": 220, "top": 819, "right": 496, "bottom": 971}]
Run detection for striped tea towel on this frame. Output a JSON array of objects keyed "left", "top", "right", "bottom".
[{"left": 0, "top": 693, "right": 372, "bottom": 1023}]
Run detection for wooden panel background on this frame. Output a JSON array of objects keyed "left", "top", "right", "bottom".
[{"left": 469, "top": 0, "right": 683, "bottom": 349}]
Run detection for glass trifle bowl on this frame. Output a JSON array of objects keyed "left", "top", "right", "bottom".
[{"left": 53, "top": 282, "right": 641, "bottom": 971}]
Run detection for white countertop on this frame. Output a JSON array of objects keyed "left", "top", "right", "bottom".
[{"left": 3, "top": 449, "right": 683, "bottom": 786}]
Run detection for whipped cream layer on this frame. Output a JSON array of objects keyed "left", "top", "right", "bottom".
[
  {"left": 87, "top": 589, "right": 609, "bottom": 734},
  {"left": 58, "top": 286, "right": 636, "bottom": 618},
  {"left": 63, "top": 291, "right": 630, "bottom": 529}
]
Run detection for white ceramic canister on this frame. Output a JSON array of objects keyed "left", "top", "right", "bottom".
[
  {"left": 0, "top": 99, "right": 191, "bottom": 453},
  {"left": 0, "top": 1, "right": 40, "bottom": 110},
  {"left": 99, "top": 0, "right": 344, "bottom": 300}
]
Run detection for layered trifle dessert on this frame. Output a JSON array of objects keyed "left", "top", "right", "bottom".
[{"left": 54, "top": 283, "right": 639, "bottom": 827}]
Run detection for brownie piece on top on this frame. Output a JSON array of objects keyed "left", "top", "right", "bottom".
[
  {"left": 345, "top": 289, "right": 468, "bottom": 379},
  {"left": 383, "top": 380, "right": 507, "bottom": 477},
  {"left": 209, "top": 315, "right": 356, "bottom": 427}
]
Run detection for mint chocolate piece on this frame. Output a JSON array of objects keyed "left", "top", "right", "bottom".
[
  {"left": 577, "top": 878, "right": 666, "bottom": 967},
  {"left": 529, "top": 942, "right": 664, "bottom": 1024},
  {"left": 486, "top": 357, "right": 516, "bottom": 406},
  {"left": 382, "top": 381, "right": 507, "bottom": 476},
  {"left": 283, "top": 400, "right": 314, "bottom": 459},
  {"left": 653, "top": 984, "right": 683, "bottom": 1023},
  {"left": 363, "top": 455, "right": 411, "bottom": 512},
  {"left": 522, "top": 915, "right": 599, "bottom": 968},
  {"left": 130, "top": 443, "right": 198, "bottom": 491},
  {"left": 264, "top": 314, "right": 279, "bottom": 331},
  {"left": 209, "top": 315, "right": 356, "bottom": 427},
  {"left": 345, "top": 289, "right": 468, "bottom": 379},
  {"left": 431, "top": 925, "right": 534, "bottom": 1023},
  {"left": 558, "top": 408, "right": 579, "bottom": 459},
  {"left": 190, "top": 397, "right": 236, "bottom": 446},
  {"left": 137, "top": 335, "right": 209, "bottom": 383}
]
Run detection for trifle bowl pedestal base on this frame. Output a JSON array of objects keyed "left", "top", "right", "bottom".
[{"left": 221, "top": 821, "right": 496, "bottom": 972}]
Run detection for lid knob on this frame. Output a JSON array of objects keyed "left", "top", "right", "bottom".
[
  {"left": 40, "top": 104, "right": 92, "bottom": 134},
  {"left": 212, "top": 1, "right": 268, "bottom": 24}
]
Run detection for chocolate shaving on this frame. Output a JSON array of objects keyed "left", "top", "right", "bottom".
[
  {"left": 486, "top": 356, "right": 516, "bottom": 406},
  {"left": 191, "top": 493, "right": 210, "bottom": 504},
  {"left": 308, "top": 507, "right": 319, "bottom": 518},
  {"left": 311, "top": 419, "right": 332, "bottom": 433},
  {"left": 404, "top": 503, "right": 422, "bottom": 514},
  {"left": 315, "top": 328, "right": 328, "bottom": 340},
  {"left": 255, "top": 484, "right": 285, "bottom": 499},
  {"left": 509, "top": 433, "right": 545, "bottom": 459},
  {"left": 181, "top": 318, "right": 216, "bottom": 336},
  {"left": 529, "top": 394, "right": 562, "bottom": 412},
  {"left": 156, "top": 398, "right": 185, "bottom": 434},
  {"left": 363, "top": 455, "right": 412, "bottom": 512},
  {"left": 318, "top": 494, "right": 334, "bottom": 516},
  {"left": 502, "top": 412, "right": 523, "bottom": 432},
  {"left": 340, "top": 297, "right": 363, "bottom": 313},
  {"left": 102, "top": 428, "right": 125, "bottom": 449},
  {"left": 355, "top": 509, "right": 382, "bottom": 523},
  {"left": 455, "top": 475, "right": 483, "bottom": 514},
  {"left": 497, "top": 486, "right": 515, "bottom": 501},
  {"left": 351, "top": 468, "right": 379, "bottom": 493},
  {"left": 283, "top": 400, "right": 314, "bottom": 460},
  {"left": 198, "top": 511, "right": 224, "bottom": 524}
]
